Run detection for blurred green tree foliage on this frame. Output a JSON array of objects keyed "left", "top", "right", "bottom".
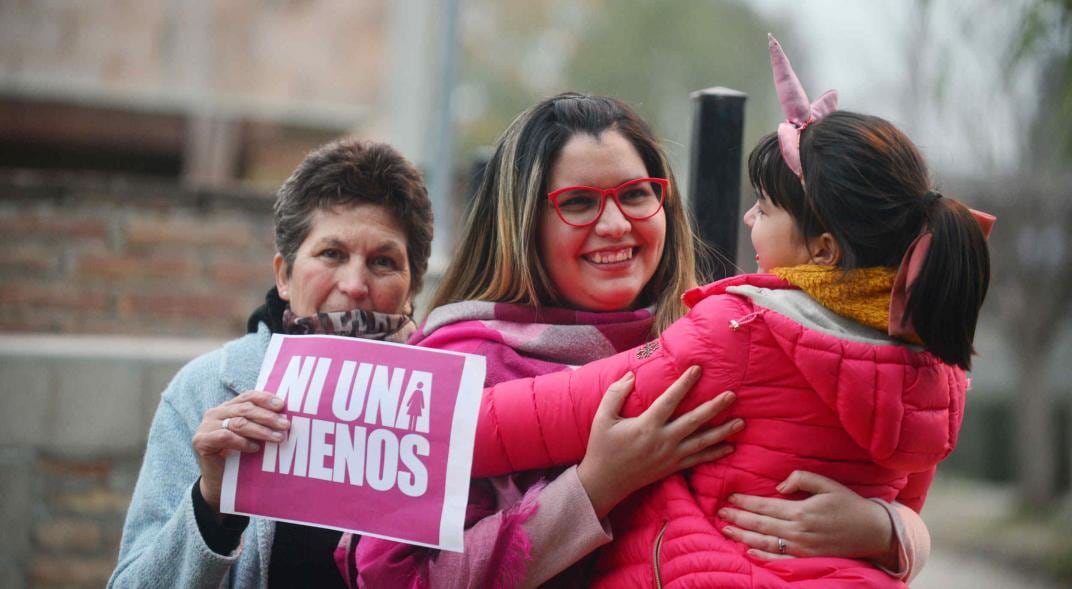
[
  {"left": 456, "top": 0, "right": 784, "bottom": 189},
  {"left": 1012, "top": 0, "right": 1072, "bottom": 170},
  {"left": 992, "top": 0, "right": 1072, "bottom": 508}
]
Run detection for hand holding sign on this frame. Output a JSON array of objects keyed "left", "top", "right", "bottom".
[
  {"left": 220, "top": 334, "right": 484, "bottom": 552},
  {"left": 192, "top": 390, "right": 291, "bottom": 514}
]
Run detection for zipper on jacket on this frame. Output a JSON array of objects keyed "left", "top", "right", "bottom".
[{"left": 653, "top": 520, "right": 668, "bottom": 589}]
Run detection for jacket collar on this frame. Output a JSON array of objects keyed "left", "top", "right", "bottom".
[
  {"left": 219, "top": 324, "right": 272, "bottom": 395},
  {"left": 682, "top": 274, "right": 792, "bottom": 308}
]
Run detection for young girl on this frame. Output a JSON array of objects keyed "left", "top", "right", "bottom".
[{"left": 465, "top": 36, "right": 993, "bottom": 588}]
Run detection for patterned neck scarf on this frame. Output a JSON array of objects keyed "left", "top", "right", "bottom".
[{"left": 282, "top": 307, "right": 416, "bottom": 344}]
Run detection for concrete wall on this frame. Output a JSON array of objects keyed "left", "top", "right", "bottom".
[{"left": 0, "top": 334, "right": 221, "bottom": 589}]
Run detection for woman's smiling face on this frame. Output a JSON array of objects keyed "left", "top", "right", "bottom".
[{"left": 538, "top": 130, "right": 666, "bottom": 312}]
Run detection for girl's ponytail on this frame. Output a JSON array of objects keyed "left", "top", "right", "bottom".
[{"left": 903, "top": 196, "right": 991, "bottom": 369}]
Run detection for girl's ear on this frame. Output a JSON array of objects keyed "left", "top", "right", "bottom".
[{"left": 807, "top": 233, "right": 842, "bottom": 267}]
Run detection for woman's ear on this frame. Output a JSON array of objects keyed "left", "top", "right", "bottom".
[
  {"left": 273, "top": 253, "right": 291, "bottom": 300},
  {"left": 807, "top": 233, "right": 842, "bottom": 267}
]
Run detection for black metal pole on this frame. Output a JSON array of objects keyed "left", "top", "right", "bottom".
[{"left": 687, "top": 87, "right": 747, "bottom": 281}]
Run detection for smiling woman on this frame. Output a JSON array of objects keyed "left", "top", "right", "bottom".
[
  {"left": 349, "top": 93, "right": 732, "bottom": 588},
  {"left": 539, "top": 131, "right": 668, "bottom": 312},
  {"left": 429, "top": 92, "right": 697, "bottom": 334},
  {"left": 109, "top": 139, "right": 433, "bottom": 589}
]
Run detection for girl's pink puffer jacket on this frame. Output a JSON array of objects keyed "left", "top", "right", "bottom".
[{"left": 470, "top": 274, "right": 966, "bottom": 588}]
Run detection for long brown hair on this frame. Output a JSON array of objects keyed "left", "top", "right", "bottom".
[{"left": 431, "top": 92, "right": 700, "bottom": 333}]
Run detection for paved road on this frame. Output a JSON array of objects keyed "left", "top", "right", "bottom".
[
  {"left": 911, "top": 475, "right": 1070, "bottom": 588},
  {"left": 913, "top": 548, "right": 1064, "bottom": 589}
]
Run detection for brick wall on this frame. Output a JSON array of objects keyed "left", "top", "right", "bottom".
[
  {"left": 0, "top": 171, "right": 276, "bottom": 587},
  {"left": 0, "top": 0, "right": 387, "bottom": 114},
  {"left": 25, "top": 454, "right": 141, "bottom": 587},
  {"left": 0, "top": 170, "right": 278, "bottom": 336}
]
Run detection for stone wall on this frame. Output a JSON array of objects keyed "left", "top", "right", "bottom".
[{"left": 0, "top": 170, "right": 278, "bottom": 336}]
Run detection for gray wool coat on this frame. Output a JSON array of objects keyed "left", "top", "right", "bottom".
[{"left": 109, "top": 326, "right": 276, "bottom": 589}]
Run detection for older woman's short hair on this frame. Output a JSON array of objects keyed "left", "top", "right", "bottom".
[{"left": 274, "top": 139, "right": 434, "bottom": 295}]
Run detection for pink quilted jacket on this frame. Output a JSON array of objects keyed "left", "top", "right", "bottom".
[{"left": 470, "top": 274, "right": 966, "bottom": 588}]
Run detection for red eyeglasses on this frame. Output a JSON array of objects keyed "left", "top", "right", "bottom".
[{"left": 547, "top": 177, "right": 668, "bottom": 227}]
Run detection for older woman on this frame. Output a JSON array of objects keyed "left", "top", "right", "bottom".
[{"left": 108, "top": 139, "right": 433, "bottom": 588}]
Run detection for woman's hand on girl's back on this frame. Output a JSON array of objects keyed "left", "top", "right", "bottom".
[
  {"left": 718, "top": 470, "right": 897, "bottom": 564},
  {"left": 576, "top": 366, "right": 743, "bottom": 518},
  {"left": 191, "top": 390, "right": 290, "bottom": 516}
]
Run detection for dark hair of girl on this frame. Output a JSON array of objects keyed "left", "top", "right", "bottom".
[{"left": 747, "top": 111, "right": 990, "bottom": 369}]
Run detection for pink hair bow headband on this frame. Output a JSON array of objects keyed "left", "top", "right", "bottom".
[{"left": 768, "top": 33, "right": 838, "bottom": 178}]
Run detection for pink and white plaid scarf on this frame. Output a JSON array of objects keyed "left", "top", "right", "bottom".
[
  {"left": 338, "top": 300, "right": 655, "bottom": 588},
  {"left": 411, "top": 300, "right": 657, "bottom": 384}
]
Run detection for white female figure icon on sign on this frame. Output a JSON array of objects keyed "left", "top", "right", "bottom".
[{"left": 405, "top": 381, "right": 426, "bottom": 432}]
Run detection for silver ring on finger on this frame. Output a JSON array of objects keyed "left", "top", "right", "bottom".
[
  {"left": 221, "top": 417, "right": 232, "bottom": 431},
  {"left": 777, "top": 537, "right": 787, "bottom": 554}
]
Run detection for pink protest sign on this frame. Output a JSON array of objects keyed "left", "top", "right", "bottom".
[{"left": 220, "top": 334, "right": 485, "bottom": 552}]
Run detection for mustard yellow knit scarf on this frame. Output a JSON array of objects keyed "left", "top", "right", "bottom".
[{"left": 771, "top": 264, "right": 903, "bottom": 337}]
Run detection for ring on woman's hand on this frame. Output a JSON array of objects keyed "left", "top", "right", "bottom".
[
  {"left": 777, "top": 537, "right": 787, "bottom": 554},
  {"left": 221, "top": 417, "right": 232, "bottom": 431}
]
